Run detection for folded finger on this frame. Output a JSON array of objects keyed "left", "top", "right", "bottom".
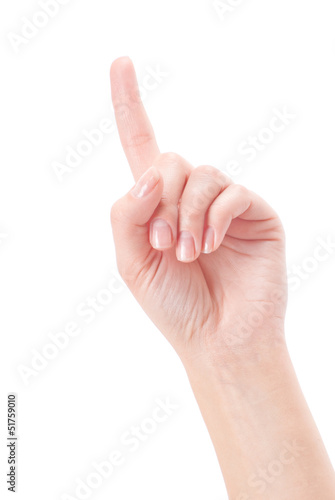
[
  {"left": 177, "top": 166, "right": 233, "bottom": 262},
  {"left": 149, "top": 152, "right": 193, "bottom": 250}
]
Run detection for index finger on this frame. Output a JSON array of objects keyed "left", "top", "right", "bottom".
[{"left": 110, "top": 57, "right": 160, "bottom": 181}]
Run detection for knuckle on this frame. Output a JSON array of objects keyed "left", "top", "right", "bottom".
[
  {"left": 217, "top": 170, "right": 231, "bottom": 186},
  {"left": 156, "top": 195, "right": 177, "bottom": 213},
  {"left": 194, "top": 165, "right": 230, "bottom": 184},
  {"left": 194, "top": 164, "right": 218, "bottom": 177},
  {"left": 181, "top": 201, "right": 204, "bottom": 222},
  {"left": 187, "top": 170, "right": 221, "bottom": 203},
  {"left": 153, "top": 201, "right": 178, "bottom": 225},
  {"left": 192, "top": 166, "right": 231, "bottom": 196},
  {"left": 153, "top": 152, "right": 192, "bottom": 177},
  {"left": 155, "top": 151, "right": 182, "bottom": 166},
  {"left": 233, "top": 184, "right": 248, "bottom": 197},
  {"left": 126, "top": 132, "right": 154, "bottom": 149}
]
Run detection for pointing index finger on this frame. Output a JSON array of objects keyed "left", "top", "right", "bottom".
[{"left": 110, "top": 57, "right": 160, "bottom": 181}]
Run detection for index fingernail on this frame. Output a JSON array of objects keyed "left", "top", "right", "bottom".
[{"left": 131, "top": 167, "right": 160, "bottom": 198}]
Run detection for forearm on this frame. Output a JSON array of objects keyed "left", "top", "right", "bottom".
[{"left": 183, "top": 336, "right": 335, "bottom": 499}]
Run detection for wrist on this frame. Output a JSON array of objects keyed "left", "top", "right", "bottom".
[{"left": 181, "top": 327, "right": 289, "bottom": 389}]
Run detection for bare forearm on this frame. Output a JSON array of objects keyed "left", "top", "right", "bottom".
[{"left": 183, "top": 337, "right": 335, "bottom": 499}]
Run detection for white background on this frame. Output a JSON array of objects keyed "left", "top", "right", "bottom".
[{"left": 1, "top": 0, "right": 335, "bottom": 498}]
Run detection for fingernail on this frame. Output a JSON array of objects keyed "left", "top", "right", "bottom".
[
  {"left": 202, "top": 226, "right": 215, "bottom": 254},
  {"left": 131, "top": 167, "right": 160, "bottom": 198},
  {"left": 150, "top": 219, "right": 173, "bottom": 249},
  {"left": 177, "top": 231, "right": 195, "bottom": 262}
]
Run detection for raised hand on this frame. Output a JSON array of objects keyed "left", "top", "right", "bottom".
[{"left": 109, "top": 57, "right": 287, "bottom": 367}]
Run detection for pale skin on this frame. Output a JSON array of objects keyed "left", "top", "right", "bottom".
[{"left": 109, "top": 56, "right": 335, "bottom": 499}]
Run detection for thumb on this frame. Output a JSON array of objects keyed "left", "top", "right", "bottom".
[{"left": 110, "top": 166, "right": 164, "bottom": 282}]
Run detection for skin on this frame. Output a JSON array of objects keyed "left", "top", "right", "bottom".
[{"left": 109, "top": 56, "right": 335, "bottom": 499}]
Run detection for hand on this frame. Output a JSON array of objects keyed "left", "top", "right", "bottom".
[
  {"left": 109, "top": 58, "right": 335, "bottom": 500},
  {"left": 109, "top": 57, "right": 288, "bottom": 367}
]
